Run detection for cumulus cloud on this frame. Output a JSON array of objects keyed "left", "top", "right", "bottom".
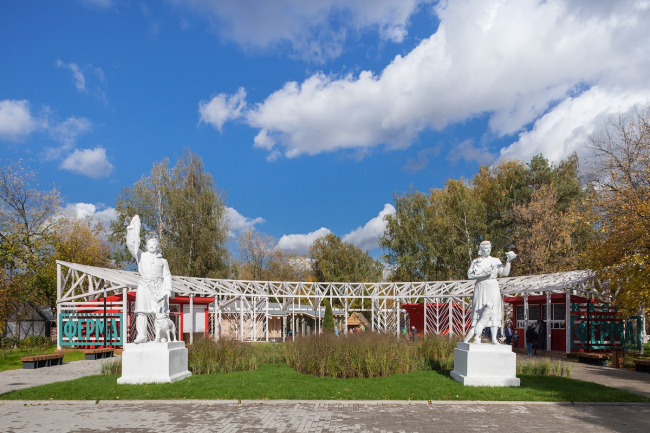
[
  {"left": 342, "top": 204, "right": 395, "bottom": 251},
  {"left": 226, "top": 206, "right": 265, "bottom": 237},
  {"left": 50, "top": 116, "right": 92, "bottom": 147},
  {"left": 199, "top": 88, "right": 246, "bottom": 132},
  {"left": 208, "top": 0, "right": 650, "bottom": 163},
  {"left": 57, "top": 60, "right": 86, "bottom": 92},
  {"left": 60, "top": 147, "right": 114, "bottom": 178},
  {"left": 0, "top": 100, "right": 37, "bottom": 141},
  {"left": 63, "top": 202, "right": 117, "bottom": 229},
  {"left": 446, "top": 139, "right": 494, "bottom": 165},
  {"left": 277, "top": 227, "right": 331, "bottom": 254},
  {"left": 174, "top": 0, "right": 429, "bottom": 62}
]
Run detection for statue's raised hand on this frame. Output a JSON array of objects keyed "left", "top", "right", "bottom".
[
  {"left": 505, "top": 251, "right": 517, "bottom": 262},
  {"left": 127, "top": 214, "right": 140, "bottom": 230}
]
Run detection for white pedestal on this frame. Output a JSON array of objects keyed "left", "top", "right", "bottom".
[
  {"left": 450, "top": 342, "right": 520, "bottom": 387},
  {"left": 117, "top": 341, "right": 192, "bottom": 385}
]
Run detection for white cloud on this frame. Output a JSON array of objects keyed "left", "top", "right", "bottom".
[
  {"left": 77, "top": 0, "right": 113, "bottom": 7},
  {"left": 174, "top": 0, "right": 429, "bottom": 62},
  {"left": 225, "top": 206, "right": 265, "bottom": 237},
  {"left": 446, "top": 139, "right": 495, "bottom": 165},
  {"left": 50, "top": 117, "right": 92, "bottom": 147},
  {"left": 60, "top": 147, "right": 114, "bottom": 178},
  {"left": 199, "top": 88, "right": 246, "bottom": 132},
  {"left": 0, "top": 99, "right": 37, "bottom": 141},
  {"left": 57, "top": 60, "right": 86, "bottom": 92},
  {"left": 342, "top": 204, "right": 395, "bottom": 251},
  {"left": 216, "top": 0, "right": 650, "bottom": 163},
  {"left": 63, "top": 202, "right": 117, "bottom": 229},
  {"left": 500, "top": 87, "right": 649, "bottom": 162},
  {"left": 277, "top": 227, "right": 331, "bottom": 254}
]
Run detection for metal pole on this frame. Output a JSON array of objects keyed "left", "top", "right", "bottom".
[
  {"left": 344, "top": 300, "right": 348, "bottom": 335},
  {"left": 424, "top": 299, "right": 427, "bottom": 335},
  {"left": 122, "top": 288, "right": 127, "bottom": 347},
  {"left": 524, "top": 294, "right": 529, "bottom": 348},
  {"left": 56, "top": 263, "right": 62, "bottom": 350},
  {"left": 448, "top": 298, "right": 454, "bottom": 338},
  {"left": 189, "top": 295, "right": 194, "bottom": 345},
  {"left": 103, "top": 285, "right": 107, "bottom": 348},
  {"left": 240, "top": 297, "right": 244, "bottom": 342},
  {"left": 565, "top": 289, "right": 571, "bottom": 354},
  {"left": 546, "top": 292, "right": 551, "bottom": 352}
]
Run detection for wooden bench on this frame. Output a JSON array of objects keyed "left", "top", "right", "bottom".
[
  {"left": 633, "top": 359, "right": 650, "bottom": 373},
  {"left": 21, "top": 353, "right": 64, "bottom": 369},
  {"left": 82, "top": 348, "right": 115, "bottom": 360},
  {"left": 578, "top": 352, "right": 611, "bottom": 367}
]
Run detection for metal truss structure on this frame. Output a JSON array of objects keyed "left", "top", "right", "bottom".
[{"left": 56, "top": 260, "right": 603, "bottom": 347}]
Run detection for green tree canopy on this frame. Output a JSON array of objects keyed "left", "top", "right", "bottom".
[
  {"left": 310, "top": 233, "right": 383, "bottom": 283},
  {"left": 110, "top": 150, "right": 230, "bottom": 278}
]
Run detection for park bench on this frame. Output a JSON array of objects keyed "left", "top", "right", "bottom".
[
  {"left": 21, "top": 353, "right": 64, "bottom": 369},
  {"left": 578, "top": 352, "right": 610, "bottom": 367},
  {"left": 83, "top": 348, "right": 115, "bottom": 360},
  {"left": 633, "top": 359, "right": 650, "bottom": 373}
]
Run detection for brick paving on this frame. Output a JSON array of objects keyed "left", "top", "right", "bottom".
[{"left": 1, "top": 400, "right": 649, "bottom": 433}]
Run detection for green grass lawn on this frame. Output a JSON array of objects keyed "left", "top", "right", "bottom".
[
  {"left": 0, "top": 349, "right": 85, "bottom": 371},
  {"left": 1, "top": 363, "right": 647, "bottom": 402}
]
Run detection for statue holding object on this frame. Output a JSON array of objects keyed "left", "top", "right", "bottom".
[
  {"left": 463, "top": 241, "right": 517, "bottom": 345},
  {"left": 126, "top": 215, "right": 174, "bottom": 344}
]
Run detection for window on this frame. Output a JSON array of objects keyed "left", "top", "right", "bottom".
[
  {"left": 528, "top": 304, "right": 539, "bottom": 321},
  {"left": 516, "top": 305, "right": 524, "bottom": 322},
  {"left": 553, "top": 304, "right": 565, "bottom": 321}
]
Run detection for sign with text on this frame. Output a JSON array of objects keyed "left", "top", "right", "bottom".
[
  {"left": 58, "top": 313, "right": 123, "bottom": 346},
  {"left": 569, "top": 303, "right": 641, "bottom": 351}
]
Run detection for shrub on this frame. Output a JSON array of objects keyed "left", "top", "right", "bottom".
[
  {"left": 417, "top": 333, "right": 460, "bottom": 370},
  {"left": 20, "top": 335, "right": 53, "bottom": 356},
  {"left": 250, "top": 342, "right": 285, "bottom": 364},
  {"left": 322, "top": 301, "right": 335, "bottom": 333},
  {"left": 188, "top": 338, "right": 258, "bottom": 374},
  {"left": 517, "top": 358, "right": 571, "bottom": 378},
  {"left": 0, "top": 334, "right": 20, "bottom": 359},
  {"left": 283, "top": 332, "right": 423, "bottom": 378},
  {"left": 101, "top": 358, "right": 122, "bottom": 375}
]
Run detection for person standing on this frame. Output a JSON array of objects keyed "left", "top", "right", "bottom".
[
  {"left": 504, "top": 322, "right": 513, "bottom": 345},
  {"left": 411, "top": 326, "right": 417, "bottom": 342},
  {"left": 525, "top": 324, "right": 536, "bottom": 356}
]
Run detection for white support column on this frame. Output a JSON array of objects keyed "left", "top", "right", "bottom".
[
  {"left": 565, "top": 289, "right": 571, "bottom": 354},
  {"left": 282, "top": 315, "right": 286, "bottom": 343},
  {"left": 189, "top": 295, "right": 194, "bottom": 345},
  {"left": 122, "top": 288, "right": 128, "bottom": 347},
  {"left": 214, "top": 298, "right": 219, "bottom": 342},
  {"left": 240, "top": 297, "right": 244, "bottom": 342},
  {"left": 217, "top": 298, "right": 222, "bottom": 342},
  {"left": 292, "top": 301, "right": 295, "bottom": 341},
  {"left": 448, "top": 297, "right": 454, "bottom": 338},
  {"left": 546, "top": 292, "right": 551, "bottom": 352},
  {"left": 265, "top": 297, "right": 269, "bottom": 342},
  {"left": 371, "top": 299, "right": 375, "bottom": 331},
  {"left": 424, "top": 299, "right": 428, "bottom": 335},
  {"left": 344, "top": 300, "right": 348, "bottom": 335},
  {"left": 524, "top": 294, "right": 529, "bottom": 347},
  {"left": 56, "top": 263, "right": 62, "bottom": 350}
]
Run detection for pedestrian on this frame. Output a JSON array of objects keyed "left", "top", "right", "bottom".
[
  {"left": 525, "top": 324, "right": 535, "bottom": 356},
  {"left": 537, "top": 319, "right": 546, "bottom": 352},
  {"left": 504, "top": 322, "right": 513, "bottom": 345},
  {"left": 411, "top": 326, "right": 417, "bottom": 342},
  {"left": 334, "top": 327, "right": 339, "bottom": 337}
]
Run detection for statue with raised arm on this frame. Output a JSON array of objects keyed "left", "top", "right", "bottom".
[
  {"left": 463, "top": 241, "right": 516, "bottom": 345},
  {"left": 126, "top": 215, "right": 174, "bottom": 344}
]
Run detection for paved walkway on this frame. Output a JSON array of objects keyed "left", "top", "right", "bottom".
[
  {"left": 1, "top": 400, "right": 649, "bottom": 432},
  {"left": 517, "top": 354, "right": 650, "bottom": 398},
  {"left": 0, "top": 357, "right": 119, "bottom": 394}
]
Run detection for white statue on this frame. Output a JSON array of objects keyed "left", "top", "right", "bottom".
[
  {"left": 463, "top": 241, "right": 516, "bottom": 345},
  {"left": 126, "top": 215, "right": 174, "bottom": 344},
  {"left": 154, "top": 312, "right": 177, "bottom": 343}
]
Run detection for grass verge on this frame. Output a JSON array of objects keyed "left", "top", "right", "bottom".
[
  {"left": 1, "top": 363, "right": 647, "bottom": 402},
  {"left": 0, "top": 349, "right": 85, "bottom": 371}
]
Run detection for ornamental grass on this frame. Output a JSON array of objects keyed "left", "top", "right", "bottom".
[
  {"left": 417, "top": 333, "right": 461, "bottom": 370},
  {"left": 188, "top": 338, "right": 258, "bottom": 374},
  {"left": 517, "top": 358, "right": 571, "bottom": 378},
  {"left": 283, "top": 332, "right": 423, "bottom": 378}
]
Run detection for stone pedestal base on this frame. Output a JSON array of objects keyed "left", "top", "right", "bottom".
[
  {"left": 450, "top": 342, "right": 520, "bottom": 387},
  {"left": 117, "top": 341, "right": 192, "bottom": 385}
]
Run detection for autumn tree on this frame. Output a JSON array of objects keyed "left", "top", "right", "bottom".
[
  {"left": 0, "top": 160, "right": 61, "bottom": 326},
  {"left": 236, "top": 228, "right": 312, "bottom": 281},
  {"left": 34, "top": 214, "right": 113, "bottom": 308},
  {"left": 586, "top": 106, "right": 650, "bottom": 313},
  {"left": 310, "top": 233, "right": 382, "bottom": 283},
  {"left": 110, "top": 150, "right": 230, "bottom": 278}
]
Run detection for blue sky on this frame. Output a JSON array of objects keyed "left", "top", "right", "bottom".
[{"left": 2, "top": 0, "right": 650, "bottom": 258}]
